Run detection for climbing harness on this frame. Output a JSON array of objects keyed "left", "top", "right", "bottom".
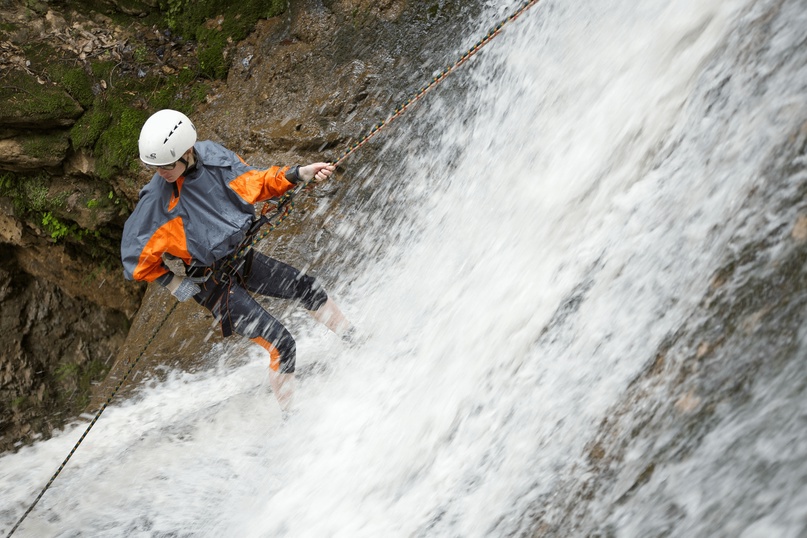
[
  {"left": 5, "top": 1, "right": 541, "bottom": 535},
  {"left": 231, "top": 182, "right": 301, "bottom": 261}
]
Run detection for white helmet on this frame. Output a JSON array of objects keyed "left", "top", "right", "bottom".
[{"left": 138, "top": 109, "right": 197, "bottom": 166}]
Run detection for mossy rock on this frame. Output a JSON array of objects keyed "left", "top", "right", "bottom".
[
  {"left": 70, "top": 106, "right": 114, "bottom": 151},
  {"left": 159, "top": 0, "right": 286, "bottom": 79},
  {"left": 0, "top": 131, "right": 71, "bottom": 171},
  {"left": 21, "top": 130, "right": 71, "bottom": 161},
  {"left": 0, "top": 69, "right": 84, "bottom": 129},
  {"left": 0, "top": 171, "right": 56, "bottom": 215},
  {"left": 49, "top": 66, "right": 96, "bottom": 109},
  {"left": 95, "top": 107, "right": 150, "bottom": 179},
  {"left": 69, "top": 68, "right": 207, "bottom": 180}
]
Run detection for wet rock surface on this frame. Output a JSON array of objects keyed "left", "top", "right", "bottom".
[{"left": 528, "top": 105, "right": 807, "bottom": 537}]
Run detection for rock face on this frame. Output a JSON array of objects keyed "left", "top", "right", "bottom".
[
  {"left": 0, "top": 0, "right": 482, "bottom": 452},
  {"left": 0, "top": 248, "right": 130, "bottom": 447},
  {"left": 0, "top": 2, "right": 150, "bottom": 452}
]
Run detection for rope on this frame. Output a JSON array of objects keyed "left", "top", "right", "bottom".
[
  {"left": 5, "top": 1, "right": 540, "bottom": 534},
  {"left": 231, "top": 186, "right": 300, "bottom": 261},
  {"left": 5, "top": 301, "right": 179, "bottom": 538},
  {"left": 332, "top": 0, "right": 541, "bottom": 168},
  {"left": 234, "top": 0, "right": 542, "bottom": 258}
]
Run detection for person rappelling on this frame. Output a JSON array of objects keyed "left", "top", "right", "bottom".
[{"left": 120, "top": 109, "right": 356, "bottom": 415}]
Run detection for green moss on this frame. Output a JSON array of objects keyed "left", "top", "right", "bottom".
[
  {"left": 70, "top": 104, "right": 113, "bottom": 149},
  {"left": 19, "top": 39, "right": 58, "bottom": 65},
  {"left": 95, "top": 107, "right": 149, "bottom": 178},
  {"left": 0, "top": 172, "right": 117, "bottom": 267},
  {"left": 21, "top": 130, "right": 71, "bottom": 160},
  {"left": 56, "top": 362, "right": 80, "bottom": 382},
  {"left": 0, "top": 172, "right": 13, "bottom": 192},
  {"left": 90, "top": 60, "right": 116, "bottom": 81},
  {"left": 147, "top": 66, "right": 210, "bottom": 110},
  {"left": 158, "top": 0, "right": 286, "bottom": 79},
  {"left": 74, "top": 0, "right": 162, "bottom": 25},
  {"left": 5, "top": 0, "right": 270, "bottom": 191},
  {"left": 24, "top": 182, "right": 51, "bottom": 213},
  {"left": 52, "top": 66, "right": 95, "bottom": 108},
  {"left": 54, "top": 358, "right": 110, "bottom": 409},
  {"left": 72, "top": 359, "right": 109, "bottom": 408},
  {"left": 24, "top": 0, "right": 49, "bottom": 15},
  {"left": 21, "top": 40, "right": 95, "bottom": 107},
  {"left": 0, "top": 172, "right": 52, "bottom": 214},
  {"left": 160, "top": 0, "right": 286, "bottom": 36},
  {"left": 196, "top": 26, "right": 230, "bottom": 79},
  {"left": 67, "top": 66, "right": 208, "bottom": 179},
  {"left": 0, "top": 69, "right": 83, "bottom": 125},
  {"left": 133, "top": 45, "right": 150, "bottom": 64}
]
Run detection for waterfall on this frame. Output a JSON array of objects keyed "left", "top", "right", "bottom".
[{"left": 3, "top": 0, "right": 806, "bottom": 536}]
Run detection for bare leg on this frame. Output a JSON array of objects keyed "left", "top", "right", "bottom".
[
  {"left": 267, "top": 370, "right": 295, "bottom": 414},
  {"left": 309, "top": 297, "right": 352, "bottom": 336},
  {"left": 263, "top": 298, "right": 349, "bottom": 414}
]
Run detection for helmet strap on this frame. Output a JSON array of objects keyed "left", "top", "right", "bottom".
[{"left": 182, "top": 148, "right": 197, "bottom": 173}]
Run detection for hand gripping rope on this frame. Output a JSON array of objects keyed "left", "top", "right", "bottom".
[{"left": 5, "top": 0, "right": 541, "bottom": 535}]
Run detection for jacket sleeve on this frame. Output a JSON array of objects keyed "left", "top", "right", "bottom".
[
  {"left": 228, "top": 165, "right": 297, "bottom": 204},
  {"left": 121, "top": 196, "right": 190, "bottom": 283}
]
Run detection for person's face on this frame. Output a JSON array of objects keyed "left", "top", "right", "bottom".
[
  {"left": 156, "top": 160, "right": 186, "bottom": 183},
  {"left": 147, "top": 149, "right": 190, "bottom": 183}
]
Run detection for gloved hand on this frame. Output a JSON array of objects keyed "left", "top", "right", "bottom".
[{"left": 165, "top": 275, "right": 201, "bottom": 302}]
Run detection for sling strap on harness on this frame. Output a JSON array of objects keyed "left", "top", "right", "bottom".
[
  {"left": 235, "top": 181, "right": 308, "bottom": 260},
  {"left": 187, "top": 181, "right": 307, "bottom": 283},
  {"left": 184, "top": 181, "right": 312, "bottom": 337}
]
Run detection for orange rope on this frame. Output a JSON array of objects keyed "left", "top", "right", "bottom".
[
  {"left": 333, "top": 0, "right": 542, "bottom": 167},
  {"left": 235, "top": 0, "right": 542, "bottom": 258}
]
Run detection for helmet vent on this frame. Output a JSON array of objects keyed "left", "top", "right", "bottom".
[{"left": 164, "top": 120, "right": 184, "bottom": 144}]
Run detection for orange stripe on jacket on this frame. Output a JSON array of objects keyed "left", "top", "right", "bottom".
[
  {"left": 132, "top": 216, "right": 191, "bottom": 282},
  {"left": 167, "top": 177, "right": 183, "bottom": 211},
  {"left": 229, "top": 166, "right": 295, "bottom": 204},
  {"left": 251, "top": 337, "right": 282, "bottom": 371}
]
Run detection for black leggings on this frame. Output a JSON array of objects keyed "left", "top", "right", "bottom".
[{"left": 193, "top": 251, "right": 328, "bottom": 373}]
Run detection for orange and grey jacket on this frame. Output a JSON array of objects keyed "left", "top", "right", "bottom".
[{"left": 121, "top": 140, "right": 297, "bottom": 284}]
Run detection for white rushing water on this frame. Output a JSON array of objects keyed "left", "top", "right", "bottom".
[{"left": 3, "top": 0, "right": 806, "bottom": 536}]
